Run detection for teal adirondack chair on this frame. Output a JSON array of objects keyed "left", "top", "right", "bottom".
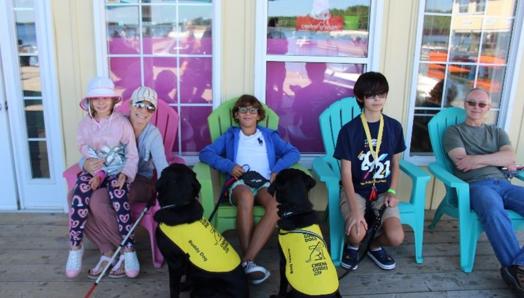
[
  {"left": 194, "top": 97, "right": 307, "bottom": 233},
  {"left": 312, "top": 97, "right": 430, "bottom": 266},
  {"left": 428, "top": 107, "right": 524, "bottom": 272}
]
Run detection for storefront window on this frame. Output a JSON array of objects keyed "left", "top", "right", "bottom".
[
  {"left": 409, "top": 0, "right": 518, "bottom": 157},
  {"left": 104, "top": 0, "right": 213, "bottom": 155},
  {"left": 262, "top": 0, "right": 373, "bottom": 154}
]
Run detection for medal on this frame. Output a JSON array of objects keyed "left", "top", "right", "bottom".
[{"left": 361, "top": 113, "right": 384, "bottom": 202}]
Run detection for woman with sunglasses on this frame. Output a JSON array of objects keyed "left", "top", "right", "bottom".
[
  {"left": 443, "top": 88, "right": 524, "bottom": 295},
  {"left": 67, "top": 86, "right": 169, "bottom": 279}
]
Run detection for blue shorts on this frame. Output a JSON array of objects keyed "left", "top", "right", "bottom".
[{"left": 228, "top": 179, "right": 271, "bottom": 205}]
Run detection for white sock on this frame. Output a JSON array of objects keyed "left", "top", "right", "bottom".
[{"left": 347, "top": 245, "right": 359, "bottom": 251}]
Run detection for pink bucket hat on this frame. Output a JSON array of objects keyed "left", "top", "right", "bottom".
[{"left": 80, "top": 76, "right": 121, "bottom": 111}]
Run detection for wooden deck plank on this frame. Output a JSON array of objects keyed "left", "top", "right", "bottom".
[{"left": 0, "top": 212, "right": 521, "bottom": 297}]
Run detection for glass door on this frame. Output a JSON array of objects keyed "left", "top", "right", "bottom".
[{"left": 0, "top": 0, "right": 66, "bottom": 210}]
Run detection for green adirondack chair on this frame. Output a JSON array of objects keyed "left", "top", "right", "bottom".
[
  {"left": 428, "top": 107, "right": 524, "bottom": 272},
  {"left": 312, "top": 97, "right": 430, "bottom": 266},
  {"left": 193, "top": 97, "right": 279, "bottom": 233}
]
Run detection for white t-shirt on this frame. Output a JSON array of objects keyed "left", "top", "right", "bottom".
[{"left": 235, "top": 129, "right": 271, "bottom": 179}]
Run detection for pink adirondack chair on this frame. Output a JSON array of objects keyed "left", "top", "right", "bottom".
[{"left": 63, "top": 99, "right": 182, "bottom": 268}]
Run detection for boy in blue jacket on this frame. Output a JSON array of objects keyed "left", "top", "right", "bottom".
[{"left": 199, "top": 94, "right": 300, "bottom": 285}]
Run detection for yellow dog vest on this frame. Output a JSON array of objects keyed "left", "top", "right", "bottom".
[
  {"left": 159, "top": 218, "right": 240, "bottom": 272},
  {"left": 278, "top": 224, "right": 339, "bottom": 295}
]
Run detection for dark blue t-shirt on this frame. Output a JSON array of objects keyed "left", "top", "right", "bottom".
[{"left": 333, "top": 114, "right": 406, "bottom": 199}]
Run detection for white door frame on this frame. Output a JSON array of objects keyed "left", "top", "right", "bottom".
[
  {"left": 0, "top": 54, "right": 19, "bottom": 210},
  {"left": 0, "top": 1, "right": 67, "bottom": 210}
]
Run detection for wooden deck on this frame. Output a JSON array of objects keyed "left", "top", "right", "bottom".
[{"left": 0, "top": 212, "right": 519, "bottom": 297}]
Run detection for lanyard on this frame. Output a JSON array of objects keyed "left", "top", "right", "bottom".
[{"left": 360, "top": 113, "right": 384, "bottom": 165}]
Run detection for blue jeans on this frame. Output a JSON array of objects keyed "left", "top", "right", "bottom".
[{"left": 470, "top": 178, "right": 524, "bottom": 267}]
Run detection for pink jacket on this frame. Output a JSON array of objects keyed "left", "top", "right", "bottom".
[{"left": 77, "top": 112, "right": 138, "bottom": 182}]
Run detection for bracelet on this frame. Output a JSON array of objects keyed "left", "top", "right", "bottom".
[{"left": 387, "top": 188, "right": 396, "bottom": 195}]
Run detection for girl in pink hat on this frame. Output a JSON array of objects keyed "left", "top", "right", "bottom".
[{"left": 66, "top": 77, "right": 140, "bottom": 279}]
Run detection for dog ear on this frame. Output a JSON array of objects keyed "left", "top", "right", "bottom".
[
  {"left": 303, "top": 173, "right": 316, "bottom": 190},
  {"left": 156, "top": 174, "right": 167, "bottom": 193},
  {"left": 191, "top": 171, "right": 201, "bottom": 198},
  {"left": 267, "top": 181, "right": 277, "bottom": 196}
]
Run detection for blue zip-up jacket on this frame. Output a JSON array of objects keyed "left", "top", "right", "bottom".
[{"left": 199, "top": 126, "right": 300, "bottom": 179}]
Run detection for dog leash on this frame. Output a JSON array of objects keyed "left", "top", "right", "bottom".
[
  {"left": 338, "top": 204, "right": 387, "bottom": 281},
  {"left": 208, "top": 164, "right": 250, "bottom": 222}
]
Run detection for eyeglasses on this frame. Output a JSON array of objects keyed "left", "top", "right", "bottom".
[
  {"left": 466, "top": 100, "right": 488, "bottom": 108},
  {"left": 238, "top": 107, "right": 258, "bottom": 114},
  {"left": 364, "top": 93, "right": 387, "bottom": 101},
  {"left": 133, "top": 101, "right": 156, "bottom": 112}
]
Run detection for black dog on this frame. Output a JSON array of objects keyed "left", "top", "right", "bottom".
[
  {"left": 268, "top": 169, "right": 340, "bottom": 298},
  {"left": 154, "top": 163, "right": 249, "bottom": 298}
]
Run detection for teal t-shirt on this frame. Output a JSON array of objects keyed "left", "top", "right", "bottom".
[{"left": 443, "top": 123, "right": 510, "bottom": 183}]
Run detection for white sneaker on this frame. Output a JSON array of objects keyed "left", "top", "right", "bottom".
[
  {"left": 124, "top": 251, "right": 140, "bottom": 278},
  {"left": 65, "top": 247, "right": 84, "bottom": 278},
  {"left": 242, "top": 260, "right": 270, "bottom": 285}
]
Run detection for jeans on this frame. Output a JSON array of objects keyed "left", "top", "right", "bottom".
[{"left": 470, "top": 178, "right": 524, "bottom": 267}]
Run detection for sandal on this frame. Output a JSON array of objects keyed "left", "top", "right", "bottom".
[
  {"left": 87, "top": 255, "right": 112, "bottom": 280},
  {"left": 108, "top": 255, "right": 126, "bottom": 279}
]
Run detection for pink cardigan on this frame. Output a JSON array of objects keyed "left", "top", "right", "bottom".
[{"left": 76, "top": 112, "right": 138, "bottom": 182}]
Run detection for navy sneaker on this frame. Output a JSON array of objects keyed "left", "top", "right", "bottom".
[
  {"left": 501, "top": 266, "right": 524, "bottom": 296},
  {"left": 341, "top": 246, "right": 359, "bottom": 270},
  {"left": 367, "top": 247, "right": 396, "bottom": 270}
]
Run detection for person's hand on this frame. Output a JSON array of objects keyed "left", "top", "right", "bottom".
[
  {"left": 115, "top": 173, "right": 127, "bottom": 190},
  {"left": 384, "top": 193, "right": 398, "bottom": 208},
  {"left": 455, "top": 155, "right": 477, "bottom": 172},
  {"left": 231, "top": 165, "right": 245, "bottom": 179},
  {"left": 506, "top": 163, "right": 518, "bottom": 172},
  {"left": 84, "top": 158, "right": 104, "bottom": 176},
  {"left": 89, "top": 176, "right": 100, "bottom": 190},
  {"left": 346, "top": 209, "right": 367, "bottom": 236},
  {"left": 270, "top": 172, "right": 277, "bottom": 183}
]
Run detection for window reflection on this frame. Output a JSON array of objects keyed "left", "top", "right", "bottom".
[
  {"left": 411, "top": 0, "right": 517, "bottom": 155},
  {"left": 266, "top": 61, "right": 361, "bottom": 154},
  {"left": 106, "top": 1, "right": 214, "bottom": 154},
  {"left": 106, "top": 6, "right": 140, "bottom": 54},
  {"left": 267, "top": 0, "right": 370, "bottom": 57}
]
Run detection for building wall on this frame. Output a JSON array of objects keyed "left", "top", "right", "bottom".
[{"left": 52, "top": 0, "right": 524, "bottom": 208}]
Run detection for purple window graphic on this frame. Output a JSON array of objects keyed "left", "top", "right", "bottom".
[
  {"left": 105, "top": 1, "right": 213, "bottom": 154},
  {"left": 265, "top": 0, "right": 370, "bottom": 153},
  {"left": 266, "top": 62, "right": 363, "bottom": 153}
]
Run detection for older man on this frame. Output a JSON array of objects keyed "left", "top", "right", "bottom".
[{"left": 443, "top": 88, "right": 524, "bottom": 294}]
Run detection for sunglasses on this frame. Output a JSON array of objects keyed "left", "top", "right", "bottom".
[
  {"left": 466, "top": 100, "right": 488, "bottom": 108},
  {"left": 364, "top": 93, "right": 387, "bottom": 101},
  {"left": 133, "top": 101, "right": 156, "bottom": 112},
  {"left": 238, "top": 107, "right": 258, "bottom": 114}
]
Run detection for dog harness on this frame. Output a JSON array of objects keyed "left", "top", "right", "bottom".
[
  {"left": 159, "top": 218, "right": 240, "bottom": 272},
  {"left": 278, "top": 224, "right": 339, "bottom": 295}
]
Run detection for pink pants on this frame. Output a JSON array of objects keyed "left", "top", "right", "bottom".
[{"left": 67, "top": 175, "right": 154, "bottom": 254}]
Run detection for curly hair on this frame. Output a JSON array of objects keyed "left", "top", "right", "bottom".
[{"left": 232, "top": 94, "right": 266, "bottom": 123}]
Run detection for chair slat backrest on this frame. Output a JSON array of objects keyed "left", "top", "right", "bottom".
[
  {"left": 207, "top": 97, "right": 279, "bottom": 142},
  {"left": 427, "top": 107, "right": 466, "bottom": 172},
  {"left": 117, "top": 99, "right": 179, "bottom": 162},
  {"left": 318, "top": 97, "right": 361, "bottom": 172}
]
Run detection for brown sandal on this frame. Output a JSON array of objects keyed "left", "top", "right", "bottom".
[
  {"left": 108, "top": 255, "right": 126, "bottom": 279},
  {"left": 87, "top": 255, "right": 112, "bottom": 280}
]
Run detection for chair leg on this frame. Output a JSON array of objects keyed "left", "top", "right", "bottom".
[
  {"left": 413, "top": 221, "right": 424, "bottom": 264},
  {"left": 460, "top": 220, "right": 479, "bottom": 273},
  {"left": 429, "top": 200, "right": 447, "bottom": 230},
  {"left": 141, "top": 214, "right": 164, "bottom": 268},
  {"left": 328, "top": 191, "right": 344, "bottom": 266}
]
